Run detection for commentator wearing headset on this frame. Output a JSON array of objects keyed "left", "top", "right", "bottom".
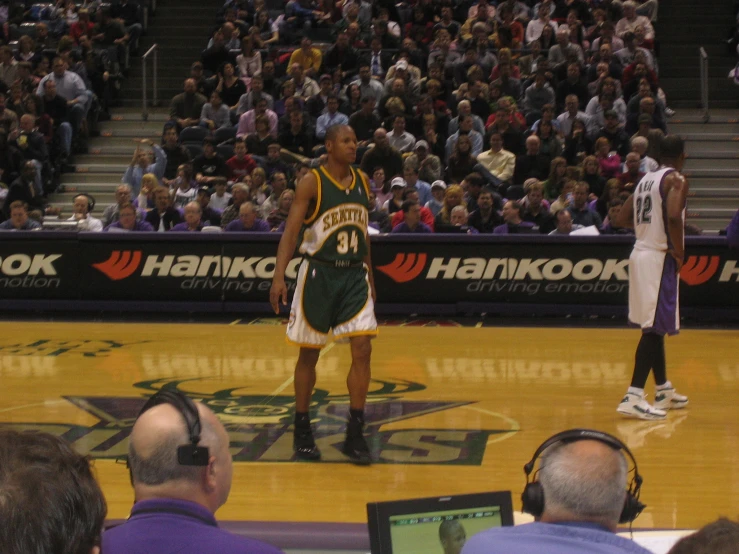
[
  {"left": 462, "top": 429, "right": 652, "bottom": 554},
  {"left": 68, "top": 193, "right": 104, "bottom": 232},
  {"left": 102, "top": 390, "right": 283, "bottom": 554}
]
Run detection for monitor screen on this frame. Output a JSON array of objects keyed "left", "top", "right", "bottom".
[{"left": 367, "top": 491, "right": 513, "bottom": 554}]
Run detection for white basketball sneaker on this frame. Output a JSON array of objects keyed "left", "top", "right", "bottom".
[
  {"left": 617, "top": 392, "right": 667, "bottom": 420},
  {"left": 654, "top": 382, "right": 689, "bottom": 410}
]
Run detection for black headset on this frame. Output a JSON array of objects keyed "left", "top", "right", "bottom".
[
  {"left": 126, "top": 389, "right": 210, "bottom": 484},
  {"left": 521, "top": 428, "right": 645, "bottom": 524},
  {"left": 74, "top": 193, "right": 96, "bottom": 214}
]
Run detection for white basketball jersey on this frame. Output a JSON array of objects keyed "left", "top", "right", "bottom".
[{"left": 633, "top": 166, "right": 684, "bottom": 252}]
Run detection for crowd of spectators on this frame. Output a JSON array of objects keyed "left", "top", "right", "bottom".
[
  {"left": 0, "top": 0, "right": 143, "bottom": 224},
  {"left": 0, "top": 0, "right": 693, "bottom": 236},
  {"left": 86, "top": 0, "right": 674, "bottom": 236}
]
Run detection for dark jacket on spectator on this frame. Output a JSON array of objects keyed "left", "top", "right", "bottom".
[
  {"left": 145, "top": 207, "right": 183, "bottom": 231},
  {"left": 170, "top": 92, "right": 207, "bottom": 121},
  {"left": 162, "top": 144, "right": 192, "bottom": 180},
  {"left": 360, "top": 145, "right": 403, "bottom": 181},
  {"left": 3, "top": 177, "right": 44, "bottom": 218}
]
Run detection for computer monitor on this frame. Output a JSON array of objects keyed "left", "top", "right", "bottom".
[{"left": 367, "top": 491, "right": 514, "bottom": 554}]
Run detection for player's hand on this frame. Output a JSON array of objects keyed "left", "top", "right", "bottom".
[
  {"left": 270, "top": 279, "right": 288, "bottom": 314},
  {"left": 668, "top": 249, "right": 684, "bottom": 271}
]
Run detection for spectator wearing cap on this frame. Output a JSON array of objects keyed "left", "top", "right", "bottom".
[
  {"left": 405, "top": 140, "right": 442, "bottom": 183},
  {"left": 387, "top": 115, "right": 415, "bottom": 154},
  {"left": 288, "top": 37, "right": 322, "bottom": 78},
  {"left": 596, "top": 110, "right": 630, "bottom": 159},
  {"left": 521, "top": 179, "right": 555, "bottom": 233},
  {"left": 349, "top": 97, "right": 381, "bottom": 145},
  {"left": 391, "top": 199, "right": 432, "bottom": 233},
  {"left": 385, "top": 60, "right": 421, "bottom": 96},
  {"left": 425, "top": 180, "right": 447, "bottom": 217},
  {"left": 382, "top": 177, "right": 406, "bottom": 214},
  {"left": 225, "top": 202, "right": 271, "bottom": 232},
  {"left": 476, "top": 132, "right": 516, "bottom": 188},
  {"left": 494, "top": 200, "right": 536, "bottom": 234},
  {"left": 196, "top": 188, "right": 222, "bottom": 227},
  {"left": 361, "top": 128, "right": 404, "bottom": 181},
  {"left": 568, "top": 182, "right": 603, "bottom": 228},
  {"left": 306, "top": 74, "right": 334, "bottom": 119},
  {"left": 468, "top": 188, "right": 503, "bottom": 233},
  {"left": 316, "top": 95, "right": 349, "bottom": 140}
]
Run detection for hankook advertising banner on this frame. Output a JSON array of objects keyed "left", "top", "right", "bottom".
[{"left": 0, "top": 234, "right": 736, "bottom": 310}]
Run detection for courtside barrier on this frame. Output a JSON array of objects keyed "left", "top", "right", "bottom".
[{"left": 0, "top": 233, "right": 735, "bottom": 314}]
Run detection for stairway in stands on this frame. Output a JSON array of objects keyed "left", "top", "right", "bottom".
[
  {"left": 47, "top": 0, "right": 221, "bottom": 216},
  {"left": 658, "top": 3, "right": 739, "bottom": 234}
]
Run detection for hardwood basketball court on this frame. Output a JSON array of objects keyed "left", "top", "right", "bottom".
[{"left": 0, "top": 319, "right": 736, "bottom": 530}]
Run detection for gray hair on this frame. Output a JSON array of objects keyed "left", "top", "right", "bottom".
[
  {"left": 451, "top": 205, "right": 468, "bottom": 217},
  {"left": 631, "top": 136, "right": 648, "bottom": 150},
  {"left": 539, "top": 441, "right": 628, "bottom": 525},
  {"left": 128, "top": 409, "right": 218, "bottom": 486},
  {"left": 231, "top": 183, "right": 249, "bottom": 194}
]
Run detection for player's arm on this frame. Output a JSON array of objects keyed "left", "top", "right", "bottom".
[
  {"left": 665, "top": 172, "right": 689, "bottom": 269},
  {"left": 269, "top": 172, "right": 318, "bottom": 313},
  {"left": 613, "top": 193, "right": 635, "bottom": 229},
  {"left": 359, "top": 170, "right": 377, "bottom": 302}
]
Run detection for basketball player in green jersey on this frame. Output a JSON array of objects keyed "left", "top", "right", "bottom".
[{"left": 270, "top": 124, "right": 378, "bottom": 465}]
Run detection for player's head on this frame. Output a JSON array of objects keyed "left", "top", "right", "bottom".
[
  {"left": 439, "top": 520, "right": 466, "bottom": 554},
  {"left": 659, "top": 135, "right": 685, "bottom": 169},
  {"left": 325, "top": 124, "right": 357, "bottom": 165}
]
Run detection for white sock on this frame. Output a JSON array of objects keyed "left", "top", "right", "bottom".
[
  {"left": 656, "top": 381, "right": 672, "bottom": 391},
  {"left": 627, "top": 387, "right": 644, "bottom": 396}
]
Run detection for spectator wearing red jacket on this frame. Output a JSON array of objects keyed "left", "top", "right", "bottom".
[
  {"left": 226, "top": 138, "right": 257, "bottom": 182},
  {"left": 390, "top": 186, "right": 435, "bottom": 230}
]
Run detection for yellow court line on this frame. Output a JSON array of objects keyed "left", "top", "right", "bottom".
[
  {"left": 229, "top": 319, "right": 242, "bottom": 326},
  {"left": 263, "top": 342, "right": 337, "bottom": 401},
  {"left": 0, "top": 399, "right": 67, "bottom": 413},
  {"left": 457, "top": 405, "right": 521, "bottom": 445}
]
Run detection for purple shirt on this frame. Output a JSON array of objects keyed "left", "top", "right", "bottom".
[
  {"left": 102, "top": 498, "right": 284, "bottom": 554},
  {"left": 493, "top": 221, "right": 536, "bottom": 234},
  {"left": 391, "top": 222, "right": 432, "bottom": 233},
  {"left": 225, "top": 218, "right": 271, "bottom": 232},
  {"left": 104, "top": 220, "right": 155, "bottom": 232},
  {"left": 462, "top": 522, "right": 652, "bottom": 554},
  {"left": 169, "top": 222, "right": 203, "bottom": 232}
]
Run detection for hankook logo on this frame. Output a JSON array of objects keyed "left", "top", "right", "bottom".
[
  {"left": 93, "top": 250, "right": 142, "bottom": 280},
  {"left": 680, "top": 255, "right": 720, "bottom": 286}
]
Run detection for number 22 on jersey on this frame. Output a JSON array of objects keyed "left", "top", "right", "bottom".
[{"left": 635, "top": 179, "right": 654, "bottom": 225}]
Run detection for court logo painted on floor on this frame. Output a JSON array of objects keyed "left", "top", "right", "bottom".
[{"left": 1, "top": 377, "right": 518, "bottom": 465}]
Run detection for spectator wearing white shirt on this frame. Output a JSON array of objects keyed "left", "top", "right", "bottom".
[
  {"left": 68, "top": 194, "right": 104, "bottom": 231},
  {"left": 615, "top": 1, "right": 655, "bottom": 41},
  {"left": 208, "top": 179, "right": 232, "bottom": 212},
  {"left": 525, "top": 3, "right": 558, "bottom": 44},
  {"left": 386, "top": 115, "right": 415, "bottom": 153},
  {"left": 557, "top": 94, "right": 594, "bottom": 138},
  {"left": 630, "top": 136, "right": 658, "bottom": 172}
]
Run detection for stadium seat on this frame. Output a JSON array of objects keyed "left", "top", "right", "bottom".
[
  {"left": 217, "top": 144, "right": 234, "bottom": 159},
  {"left": 179, "top": 127, "right": 208, "bottom": 144},
  {"left": 214, "top": 127, "right": 236, "bottom": 144},
  {"left": 183, "top": 143, "right": 203, "bottom": 158}
]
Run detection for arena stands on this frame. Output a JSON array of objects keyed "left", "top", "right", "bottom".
[{"left": 1, "top": 0, "right": 737, "bottom": 234}]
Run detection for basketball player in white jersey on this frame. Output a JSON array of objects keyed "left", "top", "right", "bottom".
[{"left": 612, "top": 135, "right": 690, "bottom": 420}]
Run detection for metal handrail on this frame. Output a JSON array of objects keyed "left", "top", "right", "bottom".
[
  {"left": 699, "top": 47, "right": 709, "bottom": 123},
  {"left": 142, "top": 44, "right": 159, "bottom": 122}
]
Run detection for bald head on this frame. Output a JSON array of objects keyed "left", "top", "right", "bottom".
[
  {"left": 128, "top": 400, "right": 233, "bottom": 512},
  {"left": 539, "top": 439, "right": 628, "bottom": 530}
]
